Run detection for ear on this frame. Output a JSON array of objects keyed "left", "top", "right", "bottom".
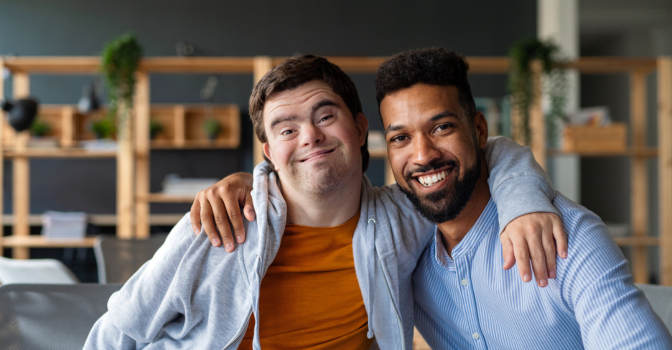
[
  {"left": 473, "top": 112, "right": 488, "bottom": 148},
  {"left": 355, "top": 112, "right": 369, "bottom": 147},
  {"left": 262, "top": 143, "right": 278, "bottom": 170}
]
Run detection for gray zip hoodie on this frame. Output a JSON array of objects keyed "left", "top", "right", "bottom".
[{"left": 84, "top": 136, "right": 558, "bottom": 350}]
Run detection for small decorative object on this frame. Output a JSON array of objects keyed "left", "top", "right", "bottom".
[
  {"left": 77, "top": 83, "right": 101, "bottom": 114},
  {"left": 203, "top": 119, "right": 221, "bottom": 140},
  {"left": 508, "top": 38, "right": 568, "bottom": 145},
  {"left": 176, "top": 41, "right": 195, "bottom": 57},
  {"left": 29, "top": 119, "right": 51, "bottom": 137},
  {"left": 101, "top": 33, "right": 142, "bottom": 136},
  {"left": 1, "top": 97, "right": 39, "bottom": 132},
  {"left": 150, "top": 119, "right": 163, "bottom": 139},
  {"left": 91, "top": 118, "right": 116, "bottom": 139}
]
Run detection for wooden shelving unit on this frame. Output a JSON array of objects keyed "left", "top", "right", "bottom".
[{"left": 1, "top": 55, "right": 670, "bottom": 286}]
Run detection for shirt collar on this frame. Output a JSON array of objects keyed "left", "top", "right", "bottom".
[{"left": 433, "top": 198, "right": 498, "bottom": 261}]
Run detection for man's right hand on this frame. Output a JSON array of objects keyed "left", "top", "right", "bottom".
[{"left": 190, "top": 172, "right": 256, "bottom": 252}]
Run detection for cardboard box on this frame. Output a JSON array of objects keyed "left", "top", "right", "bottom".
[{"left": 562, "top": 123, "right": 627, "bottom": 153}]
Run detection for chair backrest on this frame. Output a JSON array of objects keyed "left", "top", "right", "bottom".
[
  {"left": 637, "top": 283, "right": 672, "bottom": 334},
  {"left": 0, "top": 256, "right": 79, "bottom": 284},
  {"left": 94, "top": 234, "right": 167, "bottom": 284},
  {"left": 0, "top": 283, "right": 122, "bottom": 350}
]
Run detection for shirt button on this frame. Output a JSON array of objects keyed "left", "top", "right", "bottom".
[
  {"left": 472, "top": 332, "right": 480, "bottom": 340},
  {"left": 461, "top": 279, "right": 468, "bottom": 286}
]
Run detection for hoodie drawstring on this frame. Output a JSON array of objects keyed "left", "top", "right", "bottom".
[{"left": 366, "top": 217, "right": 377, "bottom": 339}]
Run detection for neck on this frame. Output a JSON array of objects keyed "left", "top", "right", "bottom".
[
  {"left": 436, "top": 156, "right": 491, "bottom": 256},
  {"left": 281, "top": 168, "right": 363, "bottom": 227}
]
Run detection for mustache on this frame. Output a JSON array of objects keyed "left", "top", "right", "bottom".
[{"left": 404, "top": 159, "right": 457, "bottom": 182}]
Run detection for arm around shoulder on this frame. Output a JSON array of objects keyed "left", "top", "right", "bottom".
[{"left": 484, "top": 136, "right": 560, "bottom": 232}]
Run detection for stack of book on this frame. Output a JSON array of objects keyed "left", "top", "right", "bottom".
[{"left": 41, "top": 211, "right": 87, "bottom": 239}]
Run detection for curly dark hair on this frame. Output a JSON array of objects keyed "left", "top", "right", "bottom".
[
  {"left": 250, "top": 55, "right": 369, "bottom": 171},
  {"left": 375, "top": 47, "right": 476, "bottom": 124}
]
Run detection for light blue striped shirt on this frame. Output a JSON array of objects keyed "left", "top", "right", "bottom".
[{"left": 413, "top": 193, "right": 672, "bottom": 349}]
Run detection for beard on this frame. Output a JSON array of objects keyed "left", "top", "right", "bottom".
[{"left": 399, "top": 151, "right": 481, "bottom": 224}]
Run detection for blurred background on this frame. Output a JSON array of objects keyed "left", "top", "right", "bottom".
[{"left": 1, "top": 0, "right": 671, "bottom": 284}]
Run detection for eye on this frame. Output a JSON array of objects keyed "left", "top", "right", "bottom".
[
  {"left": 390, "top": 135, "right": 408, "bottom": 143},
  {"left": 434, "top": 123, "right": 454, "bottom": 133},
  {"left": 281, "top": 129, "right": 295, "bottom": 136},
  {"left": 319, "top": 115, "right": 333, "bottom": 123}
]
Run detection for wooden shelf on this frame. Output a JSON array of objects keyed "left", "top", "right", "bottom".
[
  {"left": 143, "top": 193, "right": 196, "bottom": 203},
  {"left": 1, "top": 214, "right": 184, "bottom": 226},
  {"left": 3, "top": 148, "right": 116, "bottom": 158},
  {"left": 0, "top": 235, "right": 96, "bottom": 248},
  {"left": 369, "top": 148, "right": 388, "bottom": 158},
  {"left": 614, "top": 236, "right": 660, "bottom": 246},
  {"left": 547, "top": 147, "right": 658, "bottom": 158},
  {"left": 150, "top": 140, "right": 239, "bottom": 149}
]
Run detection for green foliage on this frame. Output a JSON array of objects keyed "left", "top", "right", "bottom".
[
  {"left": 508, "top": 38, "right": 568, "bottom": 145},
  {"left": 29, "top": 119, "right": 51, "bottom": 137},
  {"left": 91, "top": 118, "right": 116, "bottom": 139},
  {"left": 150, "top": 119, "right": 163, "bottom": 139},
  {"left": 101, "top": 33, "right": 143, "bottom": 120},
  {"left": 203, "top": 119, "right": 221, "bottom": 139}
]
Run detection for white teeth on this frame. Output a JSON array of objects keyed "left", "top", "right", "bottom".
[{"left": 417, "top": 170, "right": 448, "bottom": 186}]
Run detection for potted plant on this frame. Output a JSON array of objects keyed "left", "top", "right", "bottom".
[
  {"left": 100, "top": 33, "right": 142, "bottom": 139},
  {"left": 150, "top": 119, "right": 163, "bottom": 139},
  {"left": 29, "top": 119, "right": 51, "bottom": 137},
  {"left": 91, "top": 118, "right": 116, "bottom": 139},
  {"left": 507, "top": 38, "right": 568, "bottom": 145},
  {"left": 203, "top": 119, "right": 221, "bottom": 140}
]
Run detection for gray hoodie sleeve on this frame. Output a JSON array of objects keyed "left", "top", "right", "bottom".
[
  {"left": 485, "top": 136, "right": 560, "bottom": 233},
  {"left": 84, "top": 215, "right": 196, "bottom": 349}
]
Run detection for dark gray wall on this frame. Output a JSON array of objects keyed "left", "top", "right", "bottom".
[{"left": 1, "top": 0, "right": 537, "bottom": 215}]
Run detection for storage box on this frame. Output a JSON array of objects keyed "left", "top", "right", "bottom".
[{"left": 562, "top": 123, "right": 627, "bottom": 153}]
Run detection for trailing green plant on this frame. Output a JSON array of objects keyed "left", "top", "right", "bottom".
[
  {"left": 100, "top": 33, "right": 142, "bottom": 133},
  {"left": 91, "top": 118, "right": 116, "bottom": 139},
  {"left": 203, "top": 119, "right": 221, "bottom": 140},
  {"left": 150, "top": 119, "right": 163, "bottom": 139},
  {"left": 29, "top": 119, "right": 51, "bottom": 137},
  {"left": 508, "top": 38, "right": 568, "bottom": 146}
]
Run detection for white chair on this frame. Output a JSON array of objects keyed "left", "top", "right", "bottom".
[
  {"left": 0, "top": 256, "right": 79, "bottom": 284},
  {"left": 637, "top": 283, "right": 672, "bottom": 334}
]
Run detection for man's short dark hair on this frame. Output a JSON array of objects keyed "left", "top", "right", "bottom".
[
  {"left": 249, "top": 55, "right": 369, "bottom": 171},
  {"left": 375, "top": 47, "right": 477, "bottom": 124}
]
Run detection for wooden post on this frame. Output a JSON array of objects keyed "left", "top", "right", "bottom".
[
  {"left": 384, "top": 157, "right": 395, "bottom": 185},
  {"left": 134, "top": 71, "right": 150, "bottom": 239},
  {"left": 117, "top": 100, "right": 135, "bottom": 239},
  {"left": 60, "top": 106, "right": 74, "bottom": 148},
  {"left": 630, "top": 70, "right": 649, "bottom": 283},
  {"left": 174, "top": 105, "right": 185, "bottom": 147},
  {"left": 253, "top": 56, "right": 273, "bottom": 165},
  {"left": 12, "top": 72, "right": 30, "bottom": 259},
  {"left": 0, "top": 58, "right": 4, "bottom": 255},
  {"left": 659, "top": 57, "right": 672, "bottom": 285},
  {"left": 529, "top": 60, "right": 546, "bottom": 170}
]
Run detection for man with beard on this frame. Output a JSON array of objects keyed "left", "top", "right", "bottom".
[
  {"left": 86, "top": 54, "right": 565, "bottom": 350},
  {"left": 377, "top": 48, "right": 671, "bottom": 349}
]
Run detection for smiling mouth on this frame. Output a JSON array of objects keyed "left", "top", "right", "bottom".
[
  {"left": 300, "top": 148, "right": 336, "bottom": 162},
  {"left": 414, "top": 169, "right": 451, "bottom": 187}
]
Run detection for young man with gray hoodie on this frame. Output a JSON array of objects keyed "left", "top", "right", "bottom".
[{"left": 85, "top": 54, "right": 565, "bottom": 350}]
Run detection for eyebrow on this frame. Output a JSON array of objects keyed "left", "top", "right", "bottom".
[
  {"left": 269, "top": 99, "right": 340, "bottom": 129},
  {"left": 384, "top": 110, "right": 459, "bottom": 135}
]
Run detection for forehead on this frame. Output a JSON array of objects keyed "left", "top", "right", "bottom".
[
  {"left": 263, "top": 80, "right": 343, "bottom": 119},
  {"left": 380, "top": 84, "right": 461, "bottom": 126}
]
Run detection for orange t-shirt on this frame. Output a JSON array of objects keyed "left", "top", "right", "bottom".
[{"left": 238, "top": 211, "right": 372, "bottom": 349}]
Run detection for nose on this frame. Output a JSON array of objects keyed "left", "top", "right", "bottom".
[
  {"left": 411, "top": 134, "right": 440, "bottom": 166},
  {"left": 299, "top": 123, "right": 325, "bottom": 147}
]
